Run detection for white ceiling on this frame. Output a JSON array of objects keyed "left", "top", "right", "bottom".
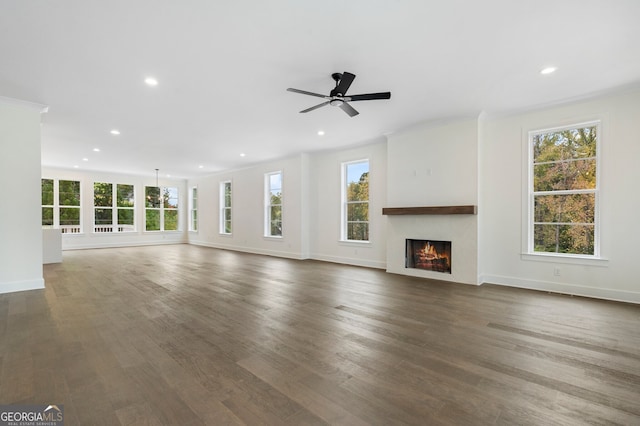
[{"left": 2, "top": 0, "right": 639, "bottom": 179}]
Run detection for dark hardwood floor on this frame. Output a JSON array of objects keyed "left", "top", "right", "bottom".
[{"left": 1, "top": 244, "right": 639, "bottom": 425}]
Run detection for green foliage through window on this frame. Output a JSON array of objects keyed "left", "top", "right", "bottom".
[
  {"left": 145, "top": 186, "right": 178, "bottom": 232},
  {"left": 266, "top": 172, "right": 282, "bottom": 236},
  {"left": 344, "top": 161, "right": 369, "bottom": 241},
  {"left": 531, "top": 124, "right": 598, "bottom": 255}
]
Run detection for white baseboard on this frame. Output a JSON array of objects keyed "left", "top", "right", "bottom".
[
  {"left": 480, "top": 274, "right": 640, "bottom": 304},
  {"left": 310, "top": 253, "right": 386, "bottom": 270},
  {"left": 63, "top": 239, "right": 187, "bottom": 251},
  {"left": 0, "top": 278, "right": 45, "bottom": 294},
  {"left": 189, "top": 240, "right": 306, "bottom": 260}
]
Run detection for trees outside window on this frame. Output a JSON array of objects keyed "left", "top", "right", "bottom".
[
  {"left": 42, "top": 179, "right": 81, "bottom": 232},
  {"left": 145, "top": 186, "right": 178, "bottom": 231},
  {"left": 529, "top": 122, "right": 599, "bottom": 256},
  {"left": 220, "top": 181, "right": 232, "bottom": 234},
  {"left": 59, "top": 180, "right": 81, "bottom": 232},
  {"left": 342, "top": 160, "right": 369, "bottom": 241},
  {"left": 265, "top": 171, "right": 282, "bottom": 237},
  {"left": 117, "top": 184, "right": 135, "bottom": 231},
  {"left": 42, "top": 179, "right": 54, "bottom": 227},
  {"left": 94, "top": 182, "right": 135, "bottom": 232}
]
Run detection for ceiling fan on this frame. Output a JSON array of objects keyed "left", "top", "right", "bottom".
[{"left": 287, "top": 71, "right": 391, "bottom": 117}]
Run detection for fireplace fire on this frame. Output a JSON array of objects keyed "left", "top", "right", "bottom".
[{"left": 405, "top": 239, "right": 451, "bottom": 273}]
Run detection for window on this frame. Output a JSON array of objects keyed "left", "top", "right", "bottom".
[
  {"left": 59, "top": 180, "right": 81, "bottom": 233},
  {"left": 529, "top": 122, "right": 599, "bottom": 256},
  {"left": 220, "top": 181, "right": 232, "bottom": 234},
  {"left": 145, "top": 186, "right": 179, "bottom": 231},
  {"left": 265, "top": 171, "right": 282, "bottom": 237},
  {"left": 93, "top": 182, "right": 135, "bottom": 232},
  {"left": 42, "top": 179, "right": 82, "bottom": 233},
  {"left": 342, "top": 160, "right": 369, "bottom": 241},
  {"left": 117, "top": 184, "right": 136, "bottom": 231},
  {"left": 94, "top": 182, "right": 113, "bottom": 232},
  {"left": 189, "top": 186, "right": 198, "bottom": 232},
  {"left": 42, "top": 178, "right": 54, "bottom": 227}
]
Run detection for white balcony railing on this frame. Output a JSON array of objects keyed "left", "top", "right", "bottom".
[
  {"left": 94, "top": 225, "right": 135, "bottom": 233},
  {"left": 60, "top": 225, "right": 81, "bottom": 234},
  {"left": 48, "top": 225, "right": 136, "bottom": 234}
]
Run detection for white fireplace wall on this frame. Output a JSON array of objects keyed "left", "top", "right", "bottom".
[{"left": 386, "top": 118, "right": 479, "bottom": 284}]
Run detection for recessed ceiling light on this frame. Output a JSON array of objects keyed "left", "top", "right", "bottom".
[
  {"left": 317, "top": 130, "right": 325, "bottom": 136},
  {"left": 540, "top": 67, "right": 557, "bottom": 75},
  {"left": 82, "top": 158, "right": 88, "bottom": 162},
  {"left": 240, "top": 153, "right": 246, "bottom": 157},
  {"left": 73, "top": 165, "right": 79, "bottom": 168},
  {"left": 93, "top": 148, "right": 100, "bottom": 152},
  {"left": 166, "top": 174, "right": 171, "bottom": 177},
  {"left": 198, "top": 165, "right": 204, "bottom": 169},
  {"left": 110, "top": 129, "right": 120, "bottom": 135},
  {"left": 145, "top": 77, "right": 158, "bottom": 86}
]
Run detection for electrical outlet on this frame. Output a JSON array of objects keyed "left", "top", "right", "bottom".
[{"left": 553, "top": 267, "right": 561, "bottom": 276}]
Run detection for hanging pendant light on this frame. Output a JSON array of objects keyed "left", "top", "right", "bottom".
[{"left": 147, "top": 168, "right": 162, "bottom": 208}]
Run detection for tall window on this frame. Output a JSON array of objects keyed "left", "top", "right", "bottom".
[
  {"left": 42, "top": 178, "right": 54, "bottom": 227},
  {"left": 342, "top": 160, "right": 369, "bottom": 241},
  {"left": 145, "top": 186, "right": 179, "bottom": 231},
  {"left": 42, "top": 179, "right": 82, "bottom": 233},
  {"left": 117, "top": 184, "right": 136, "bottom": 231},
  {"left": 93, "top": 182, "right": 135, "bottom": 232},
  {"left": 265, "top": 171, "right": 282, "bottom": 237},
  {"left": 529, "top": 122, "right": 599, "bottom": 256},
  {"left": 189, "top": 186, "right": 198, "bottom": 232},
  {"left": 220, "top": 181, "right": 232, "bottom": 234},
  {"left": 59, "top": 180, "right": 81, "bottom": 233}
]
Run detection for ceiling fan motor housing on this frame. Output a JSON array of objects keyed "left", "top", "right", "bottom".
[{"left": 286, "top": 71, "right": 390, "bottom": 117}]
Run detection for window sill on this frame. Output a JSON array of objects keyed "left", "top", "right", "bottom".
[
  {"left": 92, "top": 231, "right": 138, "bottom": 235},
  {"left": 339, "top": 239, "right": 371, "bottom": 246},
  {"left": 263, "top": 235, "right": 283, "bottom": 240},
  {"left": 521, "top": 252, "right": 609, "bottom": 267}
]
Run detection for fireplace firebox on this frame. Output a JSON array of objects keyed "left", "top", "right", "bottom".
[{"left": 405, "top": 239, "right": 451, "bottom": 273}]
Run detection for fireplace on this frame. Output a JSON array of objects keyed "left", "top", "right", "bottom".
[{"left": 405, "top": 239, "right": 452, "bottom": 273}]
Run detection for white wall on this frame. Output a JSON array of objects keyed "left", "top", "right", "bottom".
[
  {"left": 188, "top": 154, "right": 309, "bottom": 259},
  {"left": 41, "top": 167, "right": 188, "bottom": 250},
  {"left": 480, "top": 89, "right": 640, "bottom": 303},
  {"left": 0, "top": 98, "right": 45, "bottom": 294},
  {"left": 386, "top": 118, "right": 479, "bottom": 284},
  {"left": 309, "top": 139, "right": 388, "bottom": 269}
]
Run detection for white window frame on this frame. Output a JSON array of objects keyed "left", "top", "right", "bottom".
[
  {"left": 41, "top": 178, "right": 55, "bottom": 229},
  {"left": 526, "top": 120, "right": 601, "bottom": 259},
  {"left": 93, "top": 182, "right": 136, "bottom": 233},
  {"left": 341, "top": 159, "right": 370, "bottom": 242},
  {"left": 42, "top": 178, "right": 82, "bottom": 233},
  {"left": 116, "top": 184, "right": 136, "bottom": 232},
  {"left": 264, "top": 171, "right": 283, "bottom": 238},
  {"left": 220, "top": 180, "right": 232, "bottom": 235},
  {"left": 144, "top": 186, "right": 179, "bottom": 232},
  {"left": 189, "top": 186, "right": 198, "bottom": 232}
]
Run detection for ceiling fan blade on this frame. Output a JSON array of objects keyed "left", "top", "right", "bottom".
[
  {"left": 339, "top": 102, "right": 359, "bottom": 117},
  {"left": 287, "top": 88, "right": 329, "bottom": 99},
  {"left": 347, "top": 92, "right": 391, "bottom": 102},
  {"left": 333, "top": 72, "right": 356, "bottom": 95},
  {"left": 300, "top": 101, "right": 330, "bottom": 113}
]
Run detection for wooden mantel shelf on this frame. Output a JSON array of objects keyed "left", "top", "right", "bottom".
[{"left": 382, "top": 205, "right": 477, "bottom": 215}]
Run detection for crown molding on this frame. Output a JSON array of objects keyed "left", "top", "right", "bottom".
[{"left": 0, "top": 96, "right": 48, "bottom": 113}]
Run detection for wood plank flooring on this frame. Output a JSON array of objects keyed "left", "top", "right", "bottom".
[{"left": 1, "top": 244, "right": 639, "bottom": 425}]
